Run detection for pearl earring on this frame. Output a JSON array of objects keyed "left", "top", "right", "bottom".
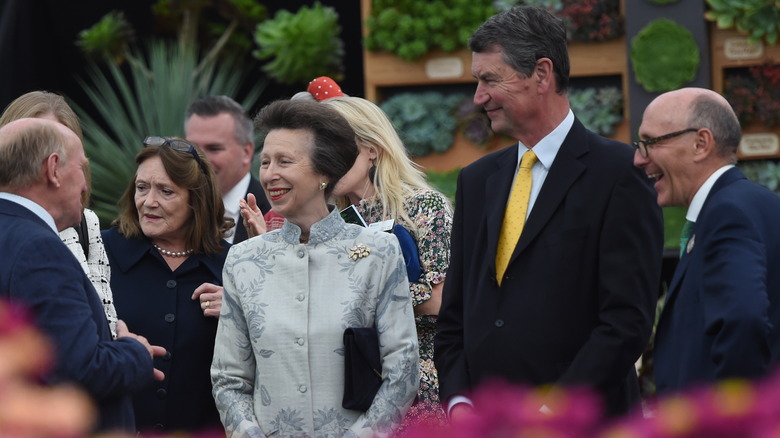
[{"left": 319, "top": 181, "right": 328, "bottom": 190}]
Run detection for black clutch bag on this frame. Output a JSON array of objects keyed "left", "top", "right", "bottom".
[{"left": 342, "top": 327, "right": 382, "bottom": 411}]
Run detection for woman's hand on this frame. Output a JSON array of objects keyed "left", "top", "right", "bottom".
[
  {"left": 239, "top": 193, "right": 266, "bottom": 238},
  {"left": 414, "top": 281, "right": 444, "bottom": 315},
  {"left": 192, "top": 282, "right": 223, "bottom": 318}
]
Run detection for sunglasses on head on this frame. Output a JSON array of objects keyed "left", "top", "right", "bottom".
[{"left": 143, "top": 136, "right": 208, "bottom": 175}]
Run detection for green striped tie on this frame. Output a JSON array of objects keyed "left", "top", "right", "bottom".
[{"left": 679, "top": 220, "right": 695, "bottom": 258}]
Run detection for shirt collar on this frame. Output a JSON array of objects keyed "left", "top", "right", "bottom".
[
  {"left": 223, "top": 172, "right": 252, "bottom": 218},
  {"left": 517, "top": 109, "right": 574, "bottom": 169},
  {"left": 0, "top": 192, "right": 58, "bottom": 233},
  {"left": 686, "top": 164, "right": 735, "bottom": 222}
]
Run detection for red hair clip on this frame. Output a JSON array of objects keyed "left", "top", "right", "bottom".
[{"left": 307, "top": 76, "right": 345, "bottom": 102}]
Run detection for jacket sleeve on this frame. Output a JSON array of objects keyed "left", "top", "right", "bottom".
[
  {"left": 348, "top": 234, "right": 419, "bottom": 438},
  {"left": 10, "top": 234, "right": 154, "bottom": 400},
  {"left": 211, "top": 249, "right": 265, "bottom": 438},
  {"left": 557, "top": 159, "right": 663, "bottom": 391}
]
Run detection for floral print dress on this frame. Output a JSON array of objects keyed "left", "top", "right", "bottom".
[{"left": 356, "top": 188, "right": 453, "bottom": 427}]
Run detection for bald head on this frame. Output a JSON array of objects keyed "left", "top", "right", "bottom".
[
  {"left": 642, "top": 87, "right": 741, "bottom": 161},
  {"left": 0, "top": 118, "right": 87, "bottom": 230},
  {"left": 0, "top": 118, "right": 80, "bottom": 189}
]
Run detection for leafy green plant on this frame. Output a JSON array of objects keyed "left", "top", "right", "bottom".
[
  {"left": 380, "top": 92, "right": 468, "bottom": 157},
  {"left": 724, "top": 63, "right": 780, "bottom": 128},
  {"left": 705, "top": 0, "right": 780, "bottom": 45},
  {"left": 426, "top": 168, "right": 461, "bottom": 205},
  {"left": 738, "top": 160, "right": 780, "bottom": 194},
  {"left": 76, "top": 11, "right": 135, "bottom": 64},
  {"left": 253, "top": 2, "right": 344, "bottom": 85},
  {"left": 364, "top": 0, "right": 496, "bottom": 61},
  {"left": 569, "top": 86, "right": 623, "bottom": 137},
  {"left": 72, "top": 40, "right": 266, "bottom": 226},
  {"left": 630, "top": 18, "right": 700, "bottom": 92}
]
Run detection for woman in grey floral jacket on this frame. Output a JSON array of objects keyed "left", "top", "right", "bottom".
[{"left": 211, "top": 99, "right": 419, "bottom": 438}]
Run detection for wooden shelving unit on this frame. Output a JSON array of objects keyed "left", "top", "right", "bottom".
[
  {"left": 360, "top": 0, "right": 630, "bottom": 171},
  {"left": 710, "top": 26, "right": 780, "bottom": 160}
]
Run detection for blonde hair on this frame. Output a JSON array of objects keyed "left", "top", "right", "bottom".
[{"left": 322, "top": 96, "right": 443, "bottom": 229}]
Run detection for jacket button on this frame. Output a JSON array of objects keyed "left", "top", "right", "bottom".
[
  {"left": 156, "top": 388, "right": 167, "bottom": 399},
  {"left": 296, "top": 294, "right": 305, "bottom": 302},
  {"left": 297, "top": 250, "right": 305, "bottom": 258},
  {"left": 166, "top": 280, "right": 176, "bottom": 288},
  {"left": 296, "top": 337, "right": 305, "bottom": 346},
  {"left": 299, "top": 385, "right": 307, "bottom": 393},
  {"left": 164, "top": 313, "right": 175, "bottom": 323},
  {"left": 495, "top": 319, "right": 504, "bottom": 327}
]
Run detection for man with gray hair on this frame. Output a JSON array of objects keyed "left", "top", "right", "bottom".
[
  {"left": 185, "top": 95, "right": 270, "bottom": 243},
  {"left": 0, "top": 118, "right": 164, "bottom": 434}
]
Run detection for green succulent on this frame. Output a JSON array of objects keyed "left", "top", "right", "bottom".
[
  {"left": 706, "top": 0, "right": 780, "bottom": 45},
  {"left": 253, "top": 2, "right": 344, "bottom": 85},
  {"left": 365, "top": 0, "right": 497, "bottom": 61},
  {"left": 380, "top": 92, "right": 469, "bottom": 157},
  {"left": 72, "top": 40, "right": 266, "bottom": 226},
  {"left": 630, "top": 18, "right": 700, "bottom": 93},
  {"left": 569, "top": 86, "right": 624, "bottom": 137},
  {"left": 739, "top": 160, "right": 780, "bottom": 194},
  {"left": 76, "top": 11, "right": 134, "bottom": 63}
]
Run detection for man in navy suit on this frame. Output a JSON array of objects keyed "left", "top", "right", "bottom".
[
  {"left": 434, "top": 6, "right": 663, "bottom": 419},
  {"left": 635, "top": 87, "right": 780, "bottom": 393},
  {"left": 0, "top": 118, "right": 164, "bottom": 433},
  {"left": 185, "top": 95, "right": 271, "bottom": 243}
]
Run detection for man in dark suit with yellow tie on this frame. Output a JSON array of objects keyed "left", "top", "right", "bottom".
[{"left": 434, "top": 6, "right": 664, "bottom": 418}]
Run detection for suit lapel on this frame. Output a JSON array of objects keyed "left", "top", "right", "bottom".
[
  {"left": 513, "top": 121, "right": 588, "bottom": 257},
  {"left": 661, "top": 167, "right": 746, "bottom": 316},
  {"left": 486, "top": 147, "right": 520, "bottom": 277}
]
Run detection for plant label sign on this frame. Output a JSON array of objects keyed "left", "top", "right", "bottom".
[
  {"left": 739, "top": 133, "right": 779, "bottom": 158},
  {"left": 724, "top": 37, "right": 764, "bottom": 61},
  {"left": 425, "top": 57, "right": 464, "bottom": 79}
]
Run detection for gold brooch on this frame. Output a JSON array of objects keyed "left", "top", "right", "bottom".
[{"left": 349, "top": 243, "right": 371, "bottom": 261}]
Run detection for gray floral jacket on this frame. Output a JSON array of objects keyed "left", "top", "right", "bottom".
[{"left": 212, "top": 208, "right": 420, "bottom": 438}]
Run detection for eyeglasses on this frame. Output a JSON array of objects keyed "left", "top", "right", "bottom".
[
  {"left": 632, "top": 128, "right": 699, "bottom": 158},
  {"left": 143, "top": 136, "right": 208, "bottom": 175}
]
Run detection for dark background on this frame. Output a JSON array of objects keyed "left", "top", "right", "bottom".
[{"left": 0, "top": 0, "right": 366, "bottom": 116}]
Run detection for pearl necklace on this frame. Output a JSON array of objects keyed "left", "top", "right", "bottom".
[{"left": 153, "top": 244, "right": 193, "bottom": 257}]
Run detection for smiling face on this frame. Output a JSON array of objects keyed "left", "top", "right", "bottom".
[
  {"left": 259, "top": 128, "right": 329, "bottom": 229},
  {"left": 634, "top": 95, "right": 699, "bottom": 208},
  {"left": 134, "top": 155, "right": 192, "bottom": 246},
  {"left": 472, "top": 49, "right": 540, "bottom": 141}
]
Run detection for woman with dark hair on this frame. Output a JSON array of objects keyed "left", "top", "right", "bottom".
[
  {"left": 212, "top": 100, "right": 419, "bottom": 438},
  {"left": 102, "top": 137, "right": 233, "bottom": 434}
]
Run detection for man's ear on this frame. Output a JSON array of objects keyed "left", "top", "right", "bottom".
[
  {"left": 44, "top": 153, "right": 62, "bottom": 187},
  {"left": 534, "top": 58, "right": 554, "bottom": 93},
  {"left": 692, "top": 128, "right": 716, "bottom": 162}
]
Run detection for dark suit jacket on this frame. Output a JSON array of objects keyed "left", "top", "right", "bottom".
[
  {"left": 233, "top": 175, "right": 270, "bottom": 243},
  {"left": 0, "top": 199, "right": 154, "bottom": 433},
  {"left": 102, "top": 227, "right": 229, "bottom": 433},
  {"left": 435, "top": 119, "right": 663, "bottom": 417},
  {"left": 654, "top": 167, "right": 780, "bottom": 393}
]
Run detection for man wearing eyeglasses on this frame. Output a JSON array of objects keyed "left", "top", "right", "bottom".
[
  {"left": 185, "top": 95, "right": 271, "bottom": 243},
  {"left": 635, "top": 87, "right": 780, "bottom": 393}
]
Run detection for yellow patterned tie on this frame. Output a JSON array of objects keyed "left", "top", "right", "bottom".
[{"left": 496, "top": 149, "right": 537, "bottom": 285}]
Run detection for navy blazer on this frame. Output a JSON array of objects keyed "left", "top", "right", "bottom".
[
  {"left": 435, "top": 119, "right": 664, "bottom": 417},
  {"left": 102, "top": 227, "right": 229, "bottom": 434},
  {"left": 0, "top": 199, "right": 154, "bottom": 433},
  {"left": 654, "top": 168, "right": 780, "bottom": 393},
  {"left": 233, "top": 175, "right": 270, "bottom": 243}
]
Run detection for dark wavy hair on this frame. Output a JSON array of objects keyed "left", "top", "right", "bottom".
[{"left": 113, "top": 139, "right": 233, "bottom": 254}]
